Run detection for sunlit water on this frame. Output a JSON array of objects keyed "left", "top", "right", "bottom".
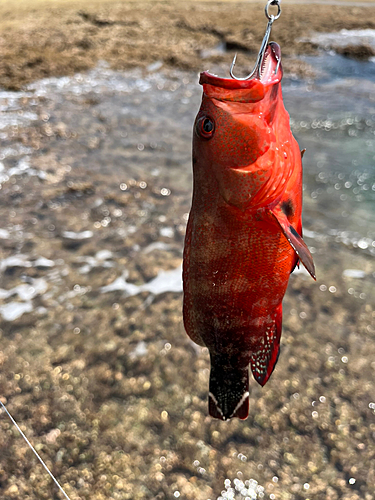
[{"left": 0, "top": 40, "right": 375, "bottom": 499}]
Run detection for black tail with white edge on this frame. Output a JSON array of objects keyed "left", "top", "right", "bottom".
[{"left": 208, "top": 356, "right": 250, "bottom": 421}]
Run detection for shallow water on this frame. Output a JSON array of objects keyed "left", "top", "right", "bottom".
[
  {"left": 0, "top": 50, "right": 374, "bottom": 499},
  {"left": 286, "top": 53, "right": 375, "bottom": 241}
]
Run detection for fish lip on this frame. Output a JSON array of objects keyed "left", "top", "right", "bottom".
[{"left": 200, "top": 42, "right": 282, "bottom": 90}]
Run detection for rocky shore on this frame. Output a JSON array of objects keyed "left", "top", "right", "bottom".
[{"left": 1, "top": 1, "right": 375, "bottom": 89}]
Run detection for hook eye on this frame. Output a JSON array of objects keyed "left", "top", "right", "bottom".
[
  {"left": 196, "top": 116, "right": 215, "bottom": 139},
  {"left": 266, "top": 0, "right": 281, "bottom": 21}
]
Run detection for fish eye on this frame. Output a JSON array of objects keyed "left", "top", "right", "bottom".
[
  {"left": 203, "top": 118, "right": 213, "bottom": 133},
  {"left": 196, "top": 116, "right": 215, "bottom": 139}
]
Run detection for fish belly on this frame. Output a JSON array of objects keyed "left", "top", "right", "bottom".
[{"left": 183, "top": 210, "right": 294, "bottom": 357}]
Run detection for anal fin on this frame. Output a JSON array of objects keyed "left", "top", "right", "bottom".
[
  {"left": 270, "top": 207, "right": 316, "bottom": 280},
  {"left": 251, "top": 303, "right": 282, "bottom": 386}
]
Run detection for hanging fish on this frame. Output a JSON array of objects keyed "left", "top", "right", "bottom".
[{"left": 183, "top": 1, "right": 316, "bottom": 421}]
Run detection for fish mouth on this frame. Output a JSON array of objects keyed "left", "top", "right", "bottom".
[
  {"left": 200, "top": 42, "right": 282, "bottom": 95},
  {"left": 259, "top": 42, "right": 281, "bottom": 83}
]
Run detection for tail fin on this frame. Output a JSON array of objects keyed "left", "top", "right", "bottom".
[{"left": 208, "top": 358, "right": 249, "bottom": 421}]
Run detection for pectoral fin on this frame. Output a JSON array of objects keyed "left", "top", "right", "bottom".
[{"left": 270, "top": 207, "right": 316, "bottom": 280}]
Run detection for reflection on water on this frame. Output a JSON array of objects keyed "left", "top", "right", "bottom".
[
  {"left": 101, "top": 264, "right": 182, "bottom": 296},
  {"left": 0, "top": 53, "right": 374, "bottom": 499},
  {"left": 301, "top": 28, "right": 375, "bottom": 54},
  {"left": 216, "top": 477, "right": 267, "bottom": 500}
]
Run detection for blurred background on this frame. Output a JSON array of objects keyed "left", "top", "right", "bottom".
[{"left": 0, "top": 0, "right": 375, "bottom": 499}]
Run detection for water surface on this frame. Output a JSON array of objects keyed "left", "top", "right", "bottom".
[{"left": 0, "top": 52, "right": 374, "bottom": 499}]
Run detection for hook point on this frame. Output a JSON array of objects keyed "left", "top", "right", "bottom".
[{"left": 230, "top": 53, "right": 238, "bottom": 78}]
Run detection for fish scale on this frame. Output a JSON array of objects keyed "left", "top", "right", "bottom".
[{"left": 183, "top": 42, "right": 315, "bottom": 421}]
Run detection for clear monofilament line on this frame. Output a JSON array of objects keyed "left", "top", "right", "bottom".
[{"left": 0, "top": 400, "right": 72, "bottom": 500}]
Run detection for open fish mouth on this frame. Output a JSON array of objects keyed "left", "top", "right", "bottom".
[
  {"left": 259, "top": 42, "right": 281, "bottom": 82},
  {"left": 199, "top": 42, "right": 282, "bottom": 95}
]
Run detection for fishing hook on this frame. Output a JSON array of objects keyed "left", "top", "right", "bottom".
[{"left": 230, "top": 0, "right": 282, "bottom": 80}]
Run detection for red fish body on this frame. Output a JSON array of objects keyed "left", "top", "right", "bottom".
[{"left": 183, "top": 43, "right": 315, "bottom": 421}]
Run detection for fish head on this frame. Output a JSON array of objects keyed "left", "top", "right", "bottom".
[{"left": 193, "top": 43, "right": 287, "bottom": 210}]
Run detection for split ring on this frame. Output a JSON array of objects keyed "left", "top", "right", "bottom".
[{"left": 265, "top": 0, "right": 281, "bottom": 21}]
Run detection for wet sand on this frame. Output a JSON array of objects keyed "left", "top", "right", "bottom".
[{"left": 0, "top": 1, "right": 375, "bottom": 500}]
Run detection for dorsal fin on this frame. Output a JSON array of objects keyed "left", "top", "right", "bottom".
[
  {"left": 250, "top": 303, "right": 282, "bottom": 386},
  {"left": 269, "top": 207, "right": 316, "bottom": 280}
]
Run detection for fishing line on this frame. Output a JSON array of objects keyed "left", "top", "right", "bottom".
[{"left": 0, "top": 400, "right": 72, "bottom": 500}]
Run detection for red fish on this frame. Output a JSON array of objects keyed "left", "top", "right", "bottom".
[{"left": 183, "top": 42, "right": 316, "bottom": 421}]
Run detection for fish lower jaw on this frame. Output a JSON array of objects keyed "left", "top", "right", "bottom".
[{"left": 260, "top": 42, "right": 282, "bottom": 83}]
